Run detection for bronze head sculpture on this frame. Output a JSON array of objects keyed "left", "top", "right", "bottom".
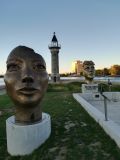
[
  {"left": 4, "top": 46, "right": 48, "bottom": 124},
  {"left": 83, "top": 60, "right": 95, "bottom": 84}
]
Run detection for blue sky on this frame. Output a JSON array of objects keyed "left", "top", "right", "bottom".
[{"left": 0, "top": 0, "right": 120, "bottom": 74}]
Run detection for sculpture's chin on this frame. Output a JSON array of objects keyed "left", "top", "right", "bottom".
[
  {"left": 16, "top": 101, "right": 40, "bottom": 108},
  {"left": 85, "top": 76, "right": 94, "bottom": 80},
  {"left": 11, "top": 94, "right": 43, "bottom": 108},
  {"left": 88, "top": 77, "right": 94, "bottom": 80}
]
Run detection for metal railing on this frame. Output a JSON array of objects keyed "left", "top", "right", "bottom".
[
  {"left": 100, "top": 93, "right": 111, "bottom": 121},
  {"left": 99, "top": 83, "right": 111, "bottom": 121}
]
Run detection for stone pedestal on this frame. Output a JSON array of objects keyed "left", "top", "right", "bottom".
[
  {"left": 6, "top": 113, "right": 51, "bottom": 156},
  {"left": 82, "top": 84, "right": 98, "bottom": 93},
  {"left": 51, "top": 73, "right": 60, "bottom": 82}
]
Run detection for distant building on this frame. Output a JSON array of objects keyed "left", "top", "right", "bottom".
[{"left": 71, "top": 60, "right": 83, "bottom": 75}]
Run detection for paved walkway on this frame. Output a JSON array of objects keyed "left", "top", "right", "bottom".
[
  {"left": 0, "top": 85, "right": 6, "bottom": 95},
  {"left": 88, "top": 100, "right": 120, "bottom": 125},
  {"left": 73, "top": 93, "right": 120, "bottom": 148},
  {"left": 0, "top": 90, "right": 6, "bottom": 95}
]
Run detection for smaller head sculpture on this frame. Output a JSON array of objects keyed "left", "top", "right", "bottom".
[
  {"left": 83, "top": 60, "right": 95, "bottom": 84},
  {"left": 4, "top": 46, "right": 48, "bottom": 124}
]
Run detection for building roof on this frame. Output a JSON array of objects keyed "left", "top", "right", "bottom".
[{"left": 52, "top": 32, "right": 58, "bottom": 42}]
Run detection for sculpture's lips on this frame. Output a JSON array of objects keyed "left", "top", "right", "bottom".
[{"left": 18, "top": 87, "right": 39, "bottom": 95}]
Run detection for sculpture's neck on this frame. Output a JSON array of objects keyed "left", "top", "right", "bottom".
[
  {"left": 85, "top": 77, "right": 94, "bottom": 84},
  {"left": 15, "top": 104, "right": 42, "bottom": 125},
  {"left": 86, "top": 80, "right": 94, "bottom": 84}
]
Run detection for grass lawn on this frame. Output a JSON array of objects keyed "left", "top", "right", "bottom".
[{"left": 0, "top": 82, "right": 120, "bottom": 160}]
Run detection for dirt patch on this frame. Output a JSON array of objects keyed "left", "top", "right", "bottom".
[
  {"left": 80, "top": 122, "right": 87, "bottom": 127},
  {"left": 55, "top": 146, "right": 67, "bottom": 160},
  {"left": 61, "top": 138, "right": 69, "bottom": 142},
  {"left": 89, "top": 142, "right": 101, "bottom": 147},
  {"left": 64, "top": 121, "right": 76, "bottom": 131},
  {"left": 49, "top": 147, "right": 59, "bottom": 153},
  {"left": 0, "top": 111, "right": 2, "bottom": 116},
  {"left": 0, "top": 108, "right": 14, "bottom": 115}
]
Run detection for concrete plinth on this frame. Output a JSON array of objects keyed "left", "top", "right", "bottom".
[
  {"left": 6, "top": 113, "right": 51, "bottom": 156},
  {"left": 51, "top": 73, "right": 60, "bottom": 82},
  {"left": 73, "top": 93, "right": 120, "bottom": 148},
  {"left": 82, "top": 84, "right": 98, "bottom": 93}
]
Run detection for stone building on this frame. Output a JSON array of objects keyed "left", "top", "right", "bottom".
[{"left": 72, "top": 60, "right": 83, "bottom": 75}]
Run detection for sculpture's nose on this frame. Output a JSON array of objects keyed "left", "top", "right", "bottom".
[
  {"left": 22, "top": 67, "right": 34, "bottom": 84},
  {"left": 22, "top": 76, "right": 34, "bottom": 83},
  {"left": 89, "top": 67, "right": 94, "bottom": 72}
]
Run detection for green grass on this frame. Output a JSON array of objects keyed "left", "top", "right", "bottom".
[
  {"left": 98, "top": 82, "right": 120, "bottom": 92},
  {"left": 0, "top": 82, "right": 120, "bottom": 160},
  {"left": 47, "top": 82, "right": 82, "bottom": 92}
]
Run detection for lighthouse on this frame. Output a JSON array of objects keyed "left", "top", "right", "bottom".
[{"left": 49, "top": 32, "right": 61, "bottom": 82}]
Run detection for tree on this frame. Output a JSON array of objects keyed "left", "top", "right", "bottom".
[
  {"left": 103, "top": 68, "right": 110, "bottom": 76},
  {"left": 110, "top": 65, "right": 120, "bottom": 76},
  {"left": 95, "top": 69, "right": 103, "bottom": 76}
]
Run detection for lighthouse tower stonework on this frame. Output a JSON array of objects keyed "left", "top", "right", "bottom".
[{"left": 49, "top": 32, "right": 61, "bottom": 82}]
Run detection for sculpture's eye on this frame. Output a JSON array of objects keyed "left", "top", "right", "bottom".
[
  {"left": 33, "top": 64, "right": 46, "bottom": 71},
  {"left": 85, "top": 66, "right": 90, "bottom": 70},
  {"left": 7, "top": 63, "right": 20, "bottom": 72}
]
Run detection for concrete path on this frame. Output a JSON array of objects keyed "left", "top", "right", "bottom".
[
  {"left": 73, "top": 93, "right": 120, "bottom": 148},
  {"left": 88, "top": 100, "right": 120, "bottom": 125},
  {"left": 0, "top": 90, "right": 6, "bottom": 95},
  {"left": 0, "top": 85, "right": 6, "bottom": 95}
]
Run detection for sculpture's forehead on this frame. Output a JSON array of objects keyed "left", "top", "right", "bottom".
[
  {"left": 83, "top": 61, "right": 94, "bottom": 66},
  {"left": 7, "top": 51, "right": 46, "bottom": 66},
  {"left": 84, "top": 63, "right": 94, "bottom": 66}
]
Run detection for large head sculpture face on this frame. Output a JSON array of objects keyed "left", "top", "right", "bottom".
[
  {"left": 4, "top": 46, "right": 48, "bottom": 124},
  {"left": 83, "top": 60, "right": 95, "bottom": 83}
]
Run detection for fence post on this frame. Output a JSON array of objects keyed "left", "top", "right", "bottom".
[{"left": 104, "top": 97, "right": 108, "bottom": 121}]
